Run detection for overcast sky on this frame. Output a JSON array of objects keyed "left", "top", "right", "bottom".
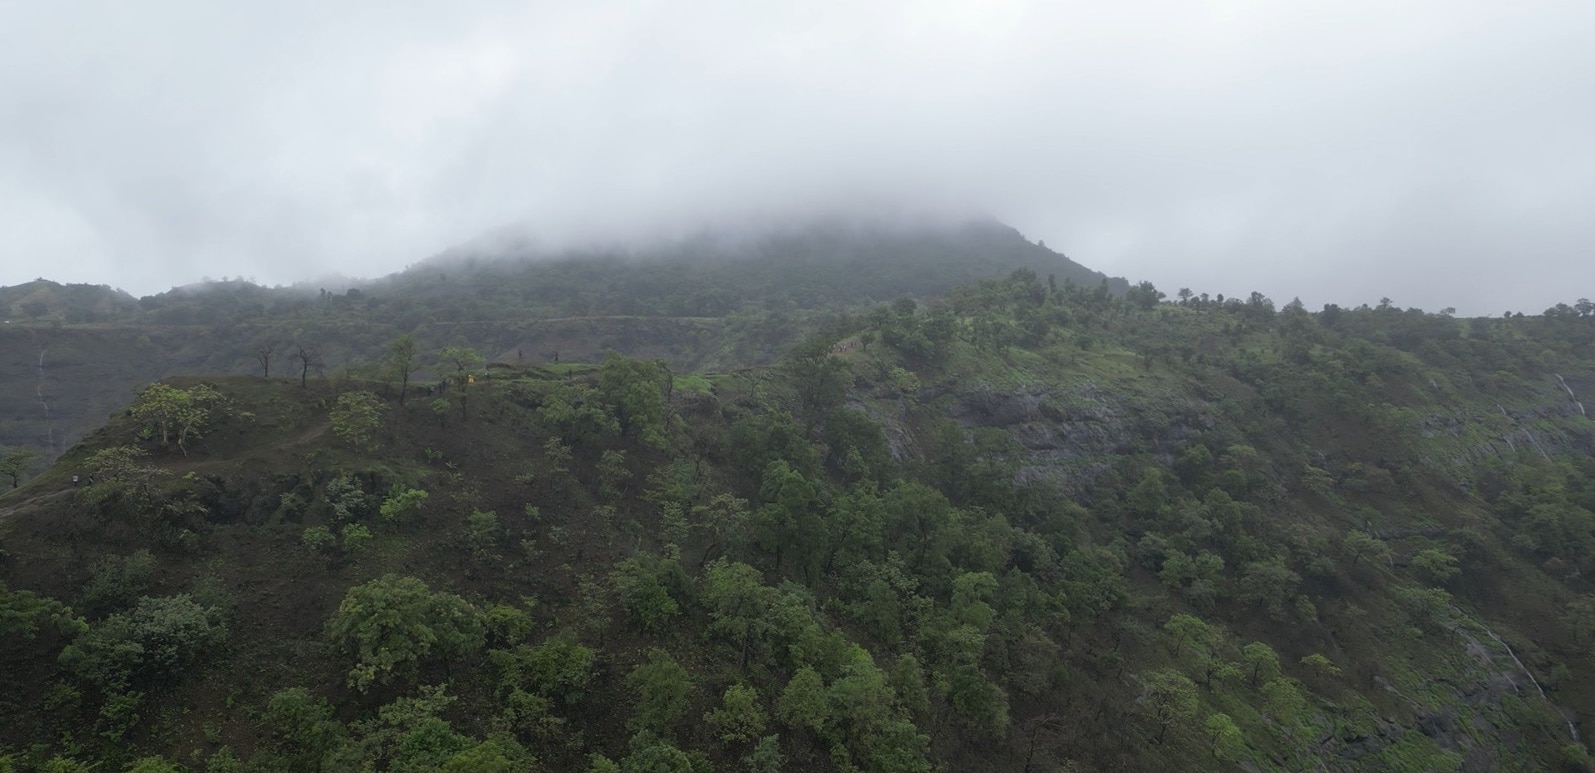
[{"left": 2, "top": 1, "right": 1592, "bottom": 314}]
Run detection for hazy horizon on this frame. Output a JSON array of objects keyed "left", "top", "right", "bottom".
[{"left": 4, "top": 1, "right": 1592, "bottom": 315}]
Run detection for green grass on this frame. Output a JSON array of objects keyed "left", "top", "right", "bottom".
[{"left": 672, "top": 374, "right": 713, "bottom": 395}]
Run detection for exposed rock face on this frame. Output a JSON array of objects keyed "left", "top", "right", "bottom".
[{"left": 947, "top": 383, "right": 1213, "bottom": 492}]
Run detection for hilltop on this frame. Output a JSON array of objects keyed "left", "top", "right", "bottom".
[
  {"left": 3, "top": 268, "right": 1595, "bottom": 771},
  {"left": 0, "top": 217, "right": 1122, "bottom": 462}
]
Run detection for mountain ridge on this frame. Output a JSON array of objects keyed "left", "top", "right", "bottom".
[{"left": 0, "top": 218, "right": 1125, "bottom": 465}]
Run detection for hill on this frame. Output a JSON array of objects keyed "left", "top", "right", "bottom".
[
  {"left": 3, "top": 271, "right": 1595, "bottom": 771},
  {"left": 0, "top": 280, "right": 137, "bottom": 325},
  {"left": 0, "top": 218, "right": 1122, "bottom": 464}
]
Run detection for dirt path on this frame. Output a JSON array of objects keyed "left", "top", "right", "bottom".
[
  {"left": 0, "top": 424, "right": 332, "bottom": 525},
  {"left": 0, "top": 486, "right": 83, "bottom": 523},
  {"left": 167, "top": 421, "right": 331, "bottom": 474},
  {"left": 267, "top": 421, "right": 331, "bottom": 452}
]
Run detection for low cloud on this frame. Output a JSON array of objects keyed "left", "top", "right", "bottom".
[{"left": 2, "top": 1, "right": 1591, "bottom": 314}]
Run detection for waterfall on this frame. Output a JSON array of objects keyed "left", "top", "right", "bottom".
[
  {"left": 1556, "top": 371, "right": 1582, "bottom": 414},
  {"left": 35, "top": 346, "right": 54, "bottom": 455},
  {"left": 1475, "top": 618, "right": 1580, "bottom": 743},
  {"left": 1497, "top": 404, "right": 1550, "bottom": 459}
]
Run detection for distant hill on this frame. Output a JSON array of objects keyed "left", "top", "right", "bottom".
[
  {"left": 395, "top": 217, "right": 1126, "bottom": 316},
  {"left": 0, "top": 217, "right": 1127, "bottom": 462},
  {"left": 0, "top": 280, "right": 137, "bottom": 324}
]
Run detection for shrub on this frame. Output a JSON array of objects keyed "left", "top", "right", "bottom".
[
  {"left": 59, "top": 594, "right": 227, "bottom": 693},
  {"left": 80, "top": 550, "right": 156, "bottom": 613},
  {"left": 379, "top": 486, "right": 429, "bottom": 524},
  {"left": 330, "top": 391, "right": 385, "bottom": 450},
  {"left": 302, "top": 526, "right": 336, "bottom": 552},
  {"left": 326, "top": 575, "right": 484, "bottom": 691}
]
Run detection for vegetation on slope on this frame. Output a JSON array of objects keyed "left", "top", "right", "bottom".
[
  {"left": 0, "top": 218, "right": 1120, "bottom": 466},
  {"left": 2, "top": 266, "right": 1595, "bottom": 771}
]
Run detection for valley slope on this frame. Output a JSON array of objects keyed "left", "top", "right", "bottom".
[{"left": 3, "top": 240, "right": 1595, "bottom": 771}]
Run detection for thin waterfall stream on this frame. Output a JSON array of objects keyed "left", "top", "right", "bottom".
[
  {"left": 35, "top": 346, "right": 54, "bottom": 455},
  {"left": 1556, "top": 373, "right": 1588, "bottom": 418},
  {"left": 1474, "top": 617, "right": 1580, "bottom": 743}
]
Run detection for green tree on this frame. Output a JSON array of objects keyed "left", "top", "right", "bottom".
[
  {"left": 481, "top": 603, "right": 535, "bottom": 647},
  {"left": 1137, "top": 669, "right": 1200, "bottom": 744},
  {"left": 597, "top": 353, "right": 672, "bottom": 449},
  {"left": 1, "top": 581, "right": 81, "bottom": 639},
  {"left": 1565, "top": 596, "right": 1595, "bottom": 645},
  {"left": 325, "top": 574, "right": 484, "bottom": 691},
  {"left": 80, "top": 446, "right": 170, "bottom": 516},
  {"left": 538, "top": 384, "right": 620, "bottom": 444},
  {"left": 1394, "top": 586, "right": 1455, "bottom": 633},
  {"left": 491, "top": 636, "right": 596, "bottom": 706},
  {"left": 1205, "top": 712, "right": 1246, "bottom": 761},
  {"left": 744, "top": 735, "right": 784, "bottom": 773},
  {"left": 265, "top": 687, "right": 346, "bottom": 767},
  {"left": 619, "top": 733, "right": 703, "bottom": 773},
  {"left": 685, "top": 494, "right": 751, "bottom": 567},
  {"left": 626, "top": 649, "right": 693, "bottom": 736},
  {"left": 436, "top": 345, "right": 484, "bottom": 385},
  {"left": 611, "top": 557, "right": 681, "bottom": 634},
  {"left": 888, "top": 654, "right": 931, "bottom": 717},
  {"left": 704, "top": 684, "right": 769, "bottom": 744},
  {"left": 37, "top": 758, "right": 94, "bottom": 773},
  {"left": 1164, "top": 613, "right": 1217, "bottom": 657},
  {"left": 302, "top": 525, "right": 336, "bottom": 552},
  {"left": 357, "top": 685, "right": 473, "bottom": 770},
  {"left": 1242, "top": 642, "right": 1281, "bottom": 686},
  {"left": 1261, "top": 678, "right": 1307, "bottom": 728},
  {"left": 752, "top": 461, "right": 819, "bottom": 570},
  {"left": 784, "top": 333, "right": 846, "bottom": 422},
  {"left": 1300, "top": 653, "right": 1342, "bottom": 679},
  {"left": 0, "top": 448, "right": 38, "bottom": 488},
  {"left": 330, "top": 391, "right": 385, "bottom": 450},
  {"left": 387, "top": 333, "right": 419, "bottom": 405},
  {"left": 700, "top": 559, "right": 777, "bottom": 667},
  {"left": 340, "top": 523, "right": 372, "bottom": 553},
  {"left": 1344, "top": 530, "right": 1392, "bottom": 567},
  {"left": 598, "top": 449, "right": 631, "bottom": 501},
  {"left": 129, "top": 382, "right": 226, "bottom": 455},
  {"left": 943, "top": 663, "right": 1011, "bottom": 739},
  {"left": 463, "top": 510, "right": 501, "bottom": 555},
  {"left": 1411, "top": 548, "right": 1460, "bottom": 584},
  {"left": 777, "top": 667, "right": 829, "bottom": 734},
  {"left": 862, "top": 720, "right": 932, "bottom": 773},
  {"left": 379, "top": 486, "right": 429, "bottom": 523},
  {"left": 125, "top": 758, "right": 184, "bottom": 773},
  {"left": 442, "top": 739, "right": 531, "bottom": 772},
  {"left": 828, "top": 646, "right": 901, "bottom": 740},
  {"left": 1238, "top": 559, "right": 1302, "bottom": 621},
  {"left": 79, "top": 550, "right": 155, "bottom": 613},
  {"left": 59, "top": 594, "right": 227, "bottom": 694}
]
